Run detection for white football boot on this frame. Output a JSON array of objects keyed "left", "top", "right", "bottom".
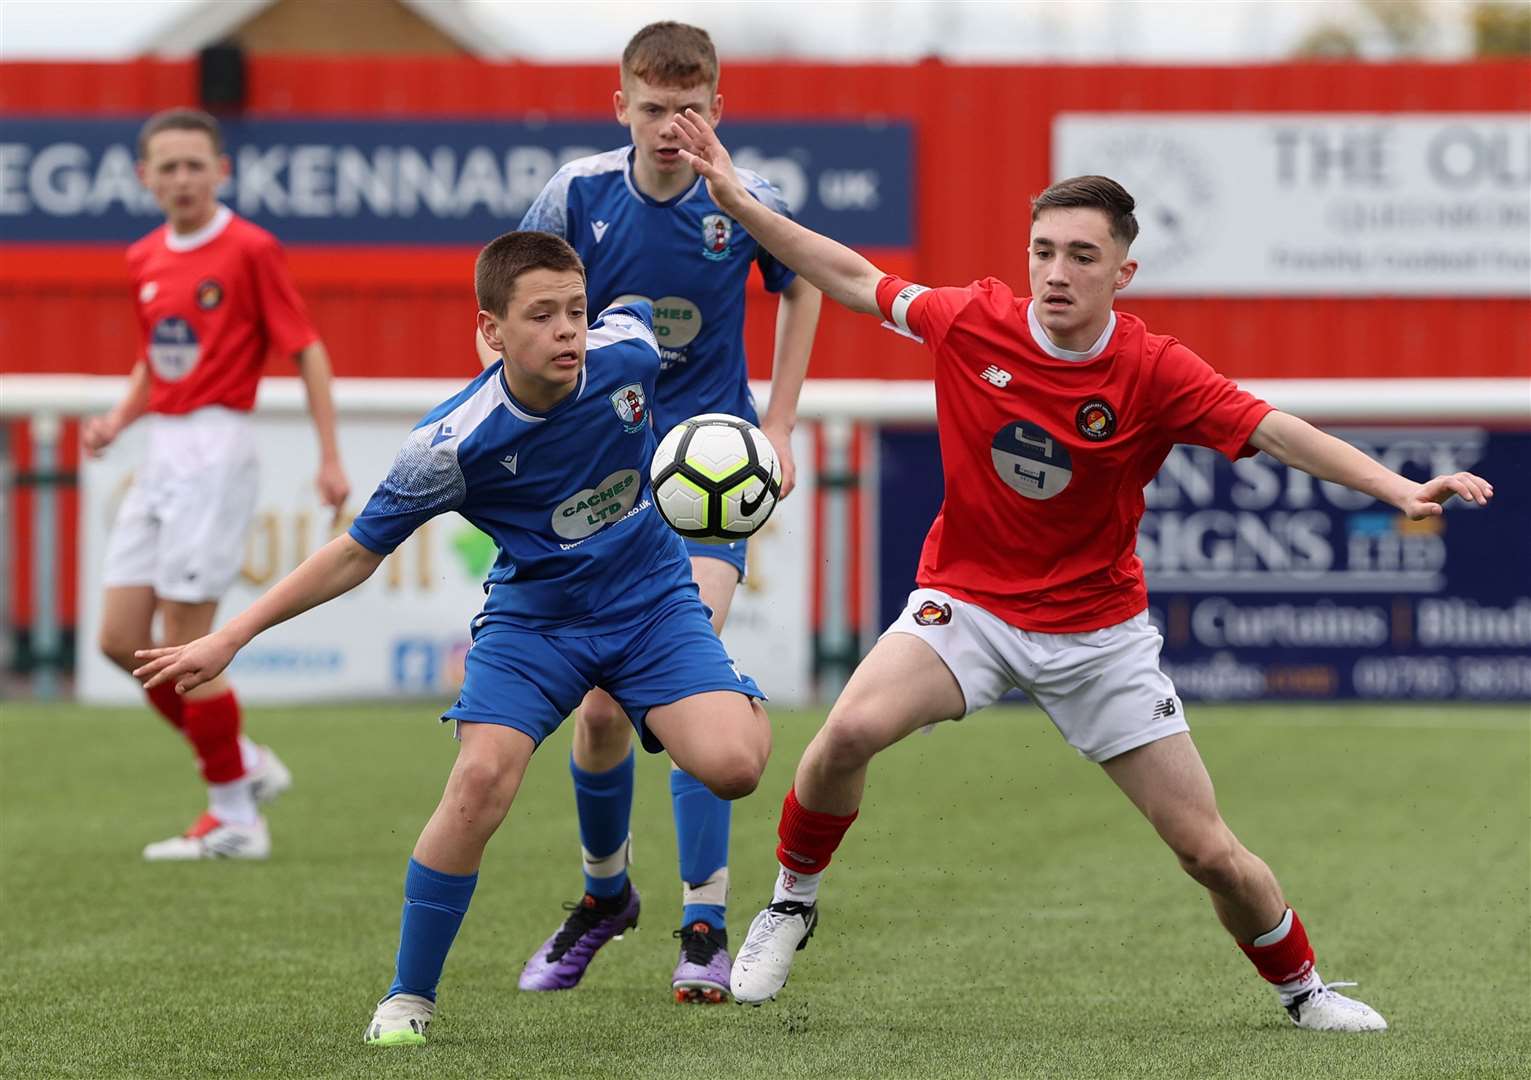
[
  {"left": 1287, "top": 981, "right": 1388, "bottom": 1032},
  {"left": 247, "top": 745, "right": 293, "bottom": 806},
  {"left": 364, "top": 993, "right": 434, "bottom": 1047},
  {"left": 730, "top": 900, "right": 818, "bottom": 1005},
  {"left": 142, "top": 812, "right": 271, "bottom": 861}
]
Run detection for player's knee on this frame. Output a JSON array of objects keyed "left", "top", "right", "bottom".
[
  {"left": 452, "top": 755, "right": 518, "bottom": 816},
  {"left": 819, "top": 710, "right": 885, "bottom": 771},
  {"left": 98, "top": 627, "right": 139, "bottom": 671},
  {"left": 1173, "top": 832, "right": 1242, "bottom": 893},
  {"left": 578, "top": 697, "right": 629, "bottom": 741},
  {"left": 701, "top": 747, "right": 765, "bottom": 801}
]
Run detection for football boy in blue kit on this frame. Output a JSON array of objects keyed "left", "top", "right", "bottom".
[
  {"left": 481, "top": 21, "right": 822, "bottom": 1003},
  {"left": 136, "top": 231, "right": 773, "bottom": 1047}
]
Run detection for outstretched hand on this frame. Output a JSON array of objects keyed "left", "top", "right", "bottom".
[
  {"left": 1399, "top": 471, "right": 1493, "bottom": 520},
  {"left": 134, "top": 632, "right": 240, "bottom": 694},
  {"left": 669, "top": 108, "right": 748, "bottom": 212}
]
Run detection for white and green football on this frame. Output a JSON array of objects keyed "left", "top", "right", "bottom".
[{"left": 650, "top": 413, "right": 782, "bottom": 543}]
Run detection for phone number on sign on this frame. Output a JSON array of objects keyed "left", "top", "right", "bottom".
[{"left": 1352, "top": 656, "right": 1531, "bottom": 699}]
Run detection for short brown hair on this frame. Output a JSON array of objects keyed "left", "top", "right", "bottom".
[
  {"left": 475, "top": 231, "right": 585, "bottom": 317},
  {"left": 1031, "top": 175, "right": 1140, "bottom": 248},
  {"left": 137, "top": 108, "right": 223, "bottom": 159},
  {"left": 621, "top": 21, "right": 718, "bottom": 89}
]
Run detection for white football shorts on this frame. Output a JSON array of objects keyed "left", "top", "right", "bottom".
[
  {"left": 101, "top": 407, "right": 258, "bottom": 604},
  {"left": 884, "top": 588, "right": 1188, "bottom": 763}
]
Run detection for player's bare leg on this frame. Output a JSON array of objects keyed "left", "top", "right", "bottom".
[
  {"left": 98, "top": 585, "right": 158, "bottom": 676},
  {"left": 644, "top": 689, "right": 770, "bottom": 801},
  {"left": 795, "top": 632, "right": 965, "bottom": 814},
  {"left": 370, "top": 723, "right": 535, "bottom": 1046},
  {"left": 733, "top": 633, "right": 964, "bottom": 1003},
  {"left": 412, "top": 723, "right": 536, "bottom": 873},
  {"left": 1102, "top": 733, "right": 1386, "bottom": 1031},
  {"left": 141, "top": 599, "right": 284, "bottom": 860}
]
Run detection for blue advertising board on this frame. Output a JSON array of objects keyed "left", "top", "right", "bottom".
[
  {"left": 0, "top": 117, "right": 912, "bottom": 247},
  {"left": 877, "top": 426, "right": 1531, "bottom": 701}
]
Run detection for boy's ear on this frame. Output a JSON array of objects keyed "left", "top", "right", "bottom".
[{"left": 476, "top": 310, "right": 504, "bottom": 355}]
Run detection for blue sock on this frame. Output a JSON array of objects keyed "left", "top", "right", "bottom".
[
  {"left": 573, "top": 751, "right": 634, "bottom": 899},
  {"left": 387, "top": 858, "right": 478, "bottom": 1002},
  {"left": 671, "top": 767, "right": 729, "bottom": 930}
]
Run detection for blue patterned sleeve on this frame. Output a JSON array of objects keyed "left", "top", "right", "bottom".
[
  {"left": 348, "top": 428, "right": 467, "bottom": 555},
  {"left": 518, "top": 169, "right": 571, "bottom": 240}
]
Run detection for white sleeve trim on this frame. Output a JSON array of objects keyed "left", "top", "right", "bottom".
[{"left": 882, "top": 282, "right": 931, "bottom": 343}]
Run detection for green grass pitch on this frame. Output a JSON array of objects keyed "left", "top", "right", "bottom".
[{"left": 1, "top": 701, "right": 1526, "bottom": 1079}]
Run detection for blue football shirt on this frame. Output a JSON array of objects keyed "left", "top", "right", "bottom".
[
  {"left": 519, "top": 147, "right": 796, "bottom": 435},
  {"left": 348, "top": 302, "right": 695, "bottom": 635}
]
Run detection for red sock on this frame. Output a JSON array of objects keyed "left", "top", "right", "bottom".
[
  {"left": 181, "top": 691, "right": 246, "bottom": 784},
  {"left": 144, "top": 682, "right": 186, "bottom": 731},
  {"left": 1239, "top": 908, "right": 1316, "bottom": 986},
  {"left": 775, "top": 787, "right": 858, "bottom": 875}
]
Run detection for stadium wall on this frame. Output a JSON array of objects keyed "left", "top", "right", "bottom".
[{"left": 2, "top": 58, "right": 1527, "bottom": 694}]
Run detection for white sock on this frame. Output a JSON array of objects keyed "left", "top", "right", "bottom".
[
  {"left": 238, "top": 736, "right": 262, "bottom": 772},
  {"left": 1278, "top": 968, "right": 1323, "bottom": 1005},
  {"left": 208, "top": 778, "right": 258, "bottom": 826},
  {"left": 772, "top": 864, "right": 821, "bottom": 905}
]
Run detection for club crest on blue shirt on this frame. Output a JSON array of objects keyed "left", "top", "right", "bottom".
[
  {"left": 610, "top": 383, "right": 648, "bottom": 433},
  {"left": 700, "top": 213, "right": 733, "bottom": 261}
]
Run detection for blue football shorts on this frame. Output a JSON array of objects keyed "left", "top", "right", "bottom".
[
  {"left": 443, "top": 592, "right": 764, "bottom": 753},
  {"left": 684, "top": 536, "right": 747, "bottom": 581}
]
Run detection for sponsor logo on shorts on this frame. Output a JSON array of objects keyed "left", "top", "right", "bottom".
[
  {"left": 914, "top": 600, "right": 953, "bottom": 626},
  {"left": 1151, "top": 697, "right": 1178, "bottom": 719},
  {"left": 196, "top": 278, "right": 224, "bottom": 310},
  {"left": 1076, "top": 398, "right": 1118, "bottom": 441}
]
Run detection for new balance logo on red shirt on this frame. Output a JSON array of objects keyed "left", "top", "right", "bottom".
[{"left": 980, "top": 365, "right": 1013, "bottom": 387}]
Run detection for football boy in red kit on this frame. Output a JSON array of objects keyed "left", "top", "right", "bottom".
[
  {"left": 84, "top": 109, "right": 349, "bottom": 860},
  {"left": 670, "top": 108, "right": 1494, "bottom": 1031}
]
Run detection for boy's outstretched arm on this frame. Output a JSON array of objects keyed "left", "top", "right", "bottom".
[
  {"left": 1248, "top": 410, "right": 1493, "bottom": 520},
  {"left": 134, "top": 534, "right": 385, "bottom": 693},
  {"left": 761, "top": 276, "right": 822, "bottom": 499},
  {"left": 671, "top": 109, "right": 883, "bottom": 317}
]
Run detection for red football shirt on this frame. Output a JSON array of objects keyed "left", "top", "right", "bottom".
[
  {"left": 877, "top": 274, "right": 1273, "bottom": 633},
  {"left": 127, "top": 206, "right": 318, "bottom": 415}
]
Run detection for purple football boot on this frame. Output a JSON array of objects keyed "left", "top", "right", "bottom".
[
  {"left": 518, "top": 883, "right": 640, "bottom": 991},
  {"left": 671, "top": 921, "right": 731, "bottom": 1004}
]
